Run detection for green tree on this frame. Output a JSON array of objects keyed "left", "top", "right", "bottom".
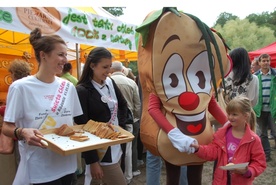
[
  {"left": 247, "top": 12, "right": 270, "bottom": 24},
  {"left": 247, "top": 11, "right": 276, "bottom": 37},
  {"left": 214, "top": 18, "right": 276, "bottom": 51},
  {"left": 214, "top": 12, "right": 238, "bottom": 27},
  {"left": 128, "top": 61, "right": 138, "bottom": 76},
  {"left": 214, "top": 10, "right": 276, "bottom": 37},
  {"left": 103, "top": 7, "right": 125, "bottom": 17}
]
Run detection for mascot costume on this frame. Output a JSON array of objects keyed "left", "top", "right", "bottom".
[{"left": 135, "top": 8, "right": 232, "bottom": 185}]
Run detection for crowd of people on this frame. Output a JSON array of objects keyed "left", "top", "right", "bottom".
[{"left": 0, "top": 27, "right": 274, "bottom": 185}]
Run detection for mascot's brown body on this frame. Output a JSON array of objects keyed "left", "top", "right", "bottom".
[{"left": 136, "top": 8, "right": 231, "bottom": 185}]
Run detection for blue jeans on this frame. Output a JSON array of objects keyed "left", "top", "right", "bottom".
[
  {"left": 180, "top": 166, "right": 188, "bottom": 185},
  {"left": 146, "top": 151, "right": 188, "bottom": 185}
]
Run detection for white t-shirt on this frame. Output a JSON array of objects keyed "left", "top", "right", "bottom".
[{"left": 4, "top": 76, "right": 83, "bottom": 184}]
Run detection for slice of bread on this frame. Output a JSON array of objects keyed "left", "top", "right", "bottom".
[
  {"left": 70, "top": 135, "right": 89, "bottom": 142},
  {"left": 56, "top": 124, "right": 75, "bottom": 136},
  {"left": 226, "top": 163, "right": 234, "bottom": 166},
  {"left": 83, "top": 120, "right": 127, "bottom": 140},
  {"left": 117, "top": 134, "right": 129, "bottom": 139}
]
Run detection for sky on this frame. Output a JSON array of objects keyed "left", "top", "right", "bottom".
[
  {"left": 2, "top": 0, "right": 275, "bottom": 27},
  {"left": 119, "top": 0, "right": 276, "bottom": 27}
]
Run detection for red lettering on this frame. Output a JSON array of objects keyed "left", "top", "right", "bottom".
[{"left": 58, "top": 81, "right": 65, "bottom": 93}]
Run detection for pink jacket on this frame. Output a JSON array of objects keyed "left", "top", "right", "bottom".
[{"left": 195, "top": 124, "right": 266, "bottom": 185}]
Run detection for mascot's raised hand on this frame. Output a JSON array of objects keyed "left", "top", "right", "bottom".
[
  {"left": 148, "top": 92, "right": 197, "bottom": 154},
  {"left": 136, "top": 7, "right": 232, "bottom": 185}
]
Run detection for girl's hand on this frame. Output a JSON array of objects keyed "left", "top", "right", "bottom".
[
  {"left": 230, "top": 166, "right": 248, "bottom": 175},
  {"left": 21, "top": 128, "right": 46, "bottom": 148},
  {"left": 190, "top": 142, "right": 199, "bottom": 152},
  {"left": 90, "top": 162, "right": 104, "bottom": 180}
]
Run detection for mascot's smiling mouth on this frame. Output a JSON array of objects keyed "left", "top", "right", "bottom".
[{"left": 175, "top": 111, "right": 206, "bottom": 136}]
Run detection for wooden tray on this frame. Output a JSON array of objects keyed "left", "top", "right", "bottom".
[{"left": 38, "top": 124, "right": 134, "bottom": 156}]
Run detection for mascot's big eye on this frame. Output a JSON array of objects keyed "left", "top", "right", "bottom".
[
  {"left": 169, "top": 73, "right": 178, "bottom": 87},
  {"left": 187, "top": 51, "right": 212, "bottom": 94},
  {"left": 162, "top": 54, "right": 186, "bottom": 99}
]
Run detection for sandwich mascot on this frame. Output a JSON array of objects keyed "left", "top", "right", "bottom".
[{"left": 135, "top": 7, "right": 232, "bottom": 184}]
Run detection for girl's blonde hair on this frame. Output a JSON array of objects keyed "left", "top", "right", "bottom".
[{"left": 226, "top": 95, "right": 256, "bottom": 132}]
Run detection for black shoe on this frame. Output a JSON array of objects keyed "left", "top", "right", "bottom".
[{"left": 266, "top": 156, "right": 272, "bottom": 162}]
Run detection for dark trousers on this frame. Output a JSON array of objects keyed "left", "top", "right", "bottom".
[
  {"left": 33, "top": 173, "right": 74, "bottom": 185},
  {"left": 137, "top": 128, "right": 144, "bottom": 160},
  {"left": 120, "top": 143, "right": 126, "bottom": 172},
  {"left": 257, "top": 111, "right": 274, "bottom": 158},
  {"left": 165, "top": 160, "right": 202, "bottom": 185},
  {"left": 132, "top": 121, "right": 139, "bottom": 171}
]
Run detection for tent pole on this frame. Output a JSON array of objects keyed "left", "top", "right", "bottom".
[{"left": 76, "top": 43, "right": 80, "bottom": 79}]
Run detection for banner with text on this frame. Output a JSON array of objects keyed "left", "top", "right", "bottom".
[{"left": 0, "top": 7, "right": 138, "bottom": 51}]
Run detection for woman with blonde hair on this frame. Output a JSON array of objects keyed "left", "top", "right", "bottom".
[
  {"left": 0, "top": 59, "right": 31, "bottom": 184},
  {"left": 8, "top": 59, "right": 31, "bottom": 81}
]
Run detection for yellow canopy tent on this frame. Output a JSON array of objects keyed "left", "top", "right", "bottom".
[
  {"left": 0, "top": 29, "right": 31, "bottom": 56},
  {"left": 0, "top": 7, "right": 138, "bottom": 102}
]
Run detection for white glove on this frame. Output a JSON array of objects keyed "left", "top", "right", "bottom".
[{"left": 168, "top": 127, "right": 197, "bottom": 154}]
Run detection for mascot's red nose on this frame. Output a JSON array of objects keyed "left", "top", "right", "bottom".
[{"left": 178, "top": 92, "right": 199, "bottom": 111}]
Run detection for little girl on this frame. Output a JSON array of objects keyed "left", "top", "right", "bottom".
[{"left": 191, "top": 96, "right": 266, "bottom": 185}]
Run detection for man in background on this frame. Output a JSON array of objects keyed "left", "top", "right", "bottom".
[
  {"left": 253, "top": 53, "right": 276, "bottom": 162},
  {"left": 110, "top": 61, "right": 141, "bottom": 184},
  {"left": 251, "top": 58, "right": 261, "bottom": 73},
  {"left": 60, "top": 62, "right": 78, "bottom": 86}
]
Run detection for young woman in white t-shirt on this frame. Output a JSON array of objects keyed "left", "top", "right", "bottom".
[{"left": 2, "top": 28, "right": 83, "bottom": 185}]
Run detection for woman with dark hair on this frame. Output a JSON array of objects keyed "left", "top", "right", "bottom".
[
  {"left": 2, "top": 28, "right": 83, "bottom": 185},
  {"left": 224, "top": 47, "right": 259, "bottom": 106},
  {"left": 74, "top": 47, "right": 128, "bottom": 185}
]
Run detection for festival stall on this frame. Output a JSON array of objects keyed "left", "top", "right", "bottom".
[
  {"left": 0, "top": 7, "right": 138, "bottom": 102},
  {"left": 248, "top": 41, "right": 276, "bottom": 67}
]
